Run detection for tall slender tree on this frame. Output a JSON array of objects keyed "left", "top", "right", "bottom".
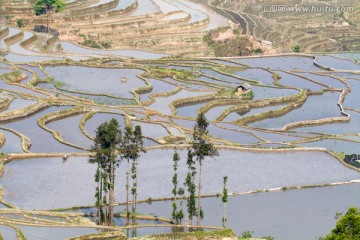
[
  {"left": 89, "top": 119, "right": 121, "bottom": 226},
  {"left": 192, "top": 113, "right": 218, "bottom": 226},
  {"left": 177, "top": 187, "right": 185, "bottom": 225},
  {"left": 121, "top": 126, "right": 133, "bottom": 224},
  {"left": 184, "top": 149, "right": 196, "bottom": 225},
  {"left": 222, "top": 176, "right": 228, "bottom": 228},
  {"left": 131, "top": 125, "right": 145, "bottom": 223},
  {"left": 33, "top": 0, "right": 66, "bottom": 37},
  {"left": 171, "top": 150, "right": 180, "bottom": 224}
]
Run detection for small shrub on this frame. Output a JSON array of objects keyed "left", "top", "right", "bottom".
[
  {"left": 16, "top": 18, "right": 25, "bottom": 28},
  {"left": 293, "top": 45, "right": 301, "bottom": 53}
]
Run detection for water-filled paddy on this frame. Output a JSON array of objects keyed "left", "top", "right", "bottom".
[
  {"left": 233, "top": 56, "right": 320, "bottom": 71},
  {"left": 2, "top": 149, "right": 359, "bottom": 210},
  {"left": 136, "top": 183, "right": 360, "bottom": 240},
  {"left": 44, "top": 66, "right": 146, "bottom": 98},
  {"left": 250, "top": 91, "right": 342, "bottom": 129},
  {"left": 1, "top": 106, "right": 84, "bottom": 153},
  {"left": 0, "top": 129, "right": 23, "bottom": 153},
  {"left": 46, "top": 114, "right": 93, "bottom": 149}
]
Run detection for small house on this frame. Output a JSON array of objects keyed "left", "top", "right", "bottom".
[{"left": 236, "top": 83, "right": 251, "bottom": 94}]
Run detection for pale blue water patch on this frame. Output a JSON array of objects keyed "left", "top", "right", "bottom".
[
  {"left": 3, "top": 149, "right": 359, "bottom": 210},
  {"left": 19, "top": 226, "right": 100, "bottom": 240},
  {"left": 4, "top": 52, "right": 63, "bottom": 63},
  {"left": 131, "top": 121, "right": 169, "bottom": 139},
  {"left": 294, "top": 111, "right": 360, "bottom": 135},
  {"left": 205, "top": 104, "right": 234, "bottom": 121},
  {"left": 222, "top": 104, "right": 286, "bottom": 122},
  {"left": 1, "top": 106, "right": 84, "bottom": 153},
  {"left": 316, "top": 55, "right": 360, "bottom": 71},
  {"left": 176, "top": 101, "right": 208, "bottom": 118},
  {"left": 233, "top": 56, "right": 320, "bottom": 71},
  {"left": 0, "top": 68, "right": 12, "bottom": 74},
  {"left": 197, "top": 75, "right": 231, "bottom": 87},
  {"left": 47, "top": 114, "right": 93, "bottom": 149},
  {"left": 167, "top": 126, "right": 182, "bottom": 136},
  {"left": 0, "top": 129, "right": 23, "bottom": 153},
  {"left": 4, "top": 28, "right": 21, "bottom": 40},
  {"left": 343, "top": 79, "right": 360, "bottom": 110},
  {"left": 167, "top": 0, "right": 206, "bottom": 23},
  {"left": 88, "top": 0, "right": 113, "bottom": 7},
  {"left": 153, "top": 0, "right": 178, "bottom": 14},
  {"left": 18, "top": 68, "right": 32, "bottom": 84},
  {"left": 258, "top": 142, "right": 290, "bottom": 148},
  {"left": 162, "top": 12, "right": 188, "bottom": 20},
  {"left": 233, "top": 68, "right": 274, "bottom": 85},
  {"left": 328, "top": 72, "right": 360, "bottom": 79},
  {"left": 136, "top": 183, "right": 360, "bottom": 240},
  {"left": 45, "top": 66, "right": 146, "bottom": 98},
  {"left": 9, "top": 31, "right": 38, "bottom": 55},
  {"left": 59, "top": 41, "right": 166, "bottom": 59},
  {"left": 84, "top": 112, "right": 125, "bottom": 137},
  {"left": 208, "top": 124, "right": 261, "bottom": 144},
  {"left": 251, "top": 85, "right": 298, "bottom": 100},
  {"left": 0, "top": 225, "right": 17, "bottom": 240},
  {"left": 172, "top": 118, "right": 195, "bottom": 129},
  {"left": 0, "top": 62, "right": 11, "bottom": 68},
  {"left": 330, "top": 52, "right": 360, "bottom": 61},
  {"left": 131, "top": 0, "right": 159, "bottom": 16},
  {"left": 2, "top": 99, "right": 37, "bottom": 113},
  {"left": 0, "top": 79, "right": 48, "bottom": 97},
  {"left": 216, "top": 122, "right": 306, "bottom": 143},
  {"left": 149, "top": 89, "right": 213, "bottom": 115},
  {"left": 277, "top": 71, "right": 325, "bottom": 92},
  {"left": 200, "top": 68, "right": 241, "bottom": 85},
  {"left": 18, "top": 64, "right": 48, "bottom": 79},
  {"left": 298, "top": 72, "right": 347, "bottom": 89},
  {"left": 113, "top": 0, "right": 135, "bottom": 10},
  {"left": 250, "top": 91, "right": 343, "bottom": 130},
  {"left": 208, "top": 59, "right": 244, "bottom": 67},
  {"left": 298, "top": 139, "right": 360, "bottom": 153},
  {"left": 139, "top": 78, "right": 176, "bottom": 102}
]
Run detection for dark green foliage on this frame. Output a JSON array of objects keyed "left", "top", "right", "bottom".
[
  {"left": 323, "top": 207, "right": 360, "bottom": 239},
  {"left": 33, "top": 0, "right": 65, "bottom": 16},
  {"left": 16, "top": 18, "right": 25, "bottom": 28},
  {"left": 192, "top": 113, "right": 218, "bottom": 225},
  {"left": 89, "top": 118, "right": 121, "bottom": 226},
  {"left": 293, "top": 45, "right": 301, "bottom": 53},
  {"left": 184, "top": 149, "right": 197, "bottom": 225},
  {"left": 241, "top": 231, "right": 253, "bottom": 238},
  {"left": 172, "top": 151, "right": 180, "bottom": 224},
  {"left": 222, "top": 176, "right": 228, "bottom": 228}
]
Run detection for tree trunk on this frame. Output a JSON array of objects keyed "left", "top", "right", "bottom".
[
  {"left": 108, "top": 157, "right": 115, "bottom": 226},
  {"left": 134, "top": 159, "right": 138, "bottom": 223},
  {"left": 98, "top": 166, "right": 103, "bottom": 225},
  {"left": 126, "top": 159, "right": 130, "bottom": 225},
  {"left": 197, "top": 159, "right": 203, "bottom": 226},
  {"left": 223, "top": 202, "right": 227, "bottom": 228}
]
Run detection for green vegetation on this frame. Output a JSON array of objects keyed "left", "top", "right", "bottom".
[
  {"left": 293, "top": 45, "right": 301, "bottom": 53},
  {"left": 0, "top": 69, "right": 26, "bottom": 82},
  {"left": 222, "top": 176, "right": 228, "bottom": 228},
  {"left": 191, "top": 113, "right": 219, "bottom": 225},
  {"left": 322, "top": 207, "right": 360, "bottom": 239},
  {"left": 148, "top": 67, "right": 195, "bottom": 80},
  {"left": 203, "top": 32, "right": 251, "bottom": 57},
  {"left": 16, "top": 18, "right": 24, "bottom": 28},
  {"left": 33, "top": 0, "right": 66, "bottom": 35}
]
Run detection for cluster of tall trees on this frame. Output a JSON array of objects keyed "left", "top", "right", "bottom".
[
  {"left": 91, "top": 113, "right": 224, "bottom": 227},
  {"left": 89, "top": 119, "right": 144, "bottom": 226},
  {"left": 171, "top": 113, "right": 219, "bottom": 226}
]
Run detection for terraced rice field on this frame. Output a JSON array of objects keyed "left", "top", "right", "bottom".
[
  {"left": 0, "top": 0, "right": 359, "bottom": 238},
  {"left": 0, "top": 38, "right": 359, "bottom": 238}
]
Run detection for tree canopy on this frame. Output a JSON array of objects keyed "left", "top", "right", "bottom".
[
  {"left": 324, "top": 207, "right": 360, "bottom": 240},
  {"left": 33, "top": 0, "right": 66, "bottom": 16}
]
